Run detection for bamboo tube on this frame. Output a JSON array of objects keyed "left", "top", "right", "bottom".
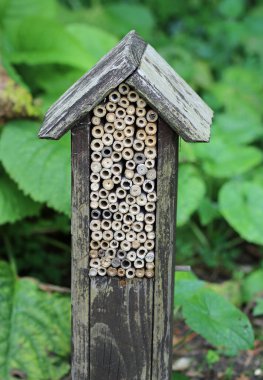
[
  {"left": 114, "top": 230, "right": 125, "bottom": 241},
  {"left": 102, "top": 230, "right": 113, "bottom": 242},
  {"left": 113, "top": 130, "right": 125, "bottom": 141},
  {"left": 110, "top": 240, "right": 119, "bottom": 249},
  {"left": 107, "top": 267, "right": 118, "bottom": 277},
  {"left": 108, "top": 192, "right": 117, "bottom": 203},
  {"left": 143, "top": 179, "right": 155, "bottom": 193},
  {"left": 91, "top": 209, "right": 101, "bottom": 219},
  {"left": 145, "top": 251, "right": 155, "bottom": 262},
  {"left": 90, "top": 162, "right": 102, "bottom": 173},
  {"left": 135, "top": 268, "right": 145, "bottom": 278},
  {"left": 112, "top": 151, "right": 122, "bottom": 162},
  {"left": 133, "top": 139, "right": 144, "bottom": 151},
  {"left": 113, "top": 140, "right": 124, "bottom": 152},
  {"left": 101, "top": 157, "right": 113, "bottom": 169},
  {"left": 136, "top": 129, "right": 146, "bottom": 141},
  {"left": 126, "top": 230, "right": 136, "bottom": 242},
  {"left": 137, "top": 98, "right": 146, "bottom": 108},
  {"left": 123, "top": 137, "right": 134, "bottom": 148},
  {"left": 116, "top": 187, "right": 127, "bottom": 199},
  {"left": 111, "top": 258, "right": 121, "bottom": 268},
  {"left": 104, "top": 122, "right": 115, "bottom": 134},
  {"left": 145, "top": 202, "right": 156, "bottom": 212},
  {"left": 90, "top": 173, "right": 100, "bottom": 183},
  {"left": 137, "top": 247, "right": 147, "bottom": 259},
  {"left": 109, "top": 91, "right": 121, "bottom": 103},
  {"left": 98, "top": 267, "right": 107, "bottom": 276},
  {"left": 145, "top": 269, "right": 154, "bottom": 278},
  {"left": 129, "top": 204, "right": 140, "bottom": 215},
  {"left": 117, "top": 250, "right": 126, "bottom": 260},
  {"left": 145, "top": 122, "right": 157, "bottom": 135},
  {"left": 117, "top": 268, "right": 126, "bottom": 277},
  {"left": 121, "top": 259, "right": 131, "bottom": 270},
  {"left": 132, "top": 240, "right": 140, "bottom": 249},
  {"left": 92, "top": 125, "right": 104, "bottom": 138},
  {"left": 124, "top": 169, "right": 134, "bottom": 179},
  {"left": 99, "top": 188, "right": 108, "bottom": 198},
  {"left": 127, "top": 91, "right": 139, "bottom": 102},
  {"left": 118, "top": 201, "right": 129, "bottom": 214},
  {"left": 89, "top": 268, "right": 98, "bottom": 277},
  {"left": 144, "top": 147, "right": 157, "bottom": 159},
  {"left": 111, "top": 163, "right": 122, "bottom": 175},
  {"left": 90, "top": 191, "right": 99, "bottom": 202},
  {"left": 90, "top": 220, "right": 101, "bottom": 231},
  {"left": 124, "top": 126, "right": 135, "bottom": 137},
  {"left": 126, "top": 160, "right": 136, "bottom": 170},
  {"left": 112, "top": 221, "right": 122, "bottom": 231},
  {"left": 100, "top": 168, "right": 111, "bottom": 180},
  {"left": 90, "top": 240, "right": 100, "bottom": 250},
  {"left": 101, "top": 146, "right": 112, "bottom": 158},
  {"left": 90, "top": 201, "right": 99, "bottom": 209},
  {"left": 146, "top": 168, "right": 157, "bottom": 180},
  {"left": 102, "top": 133, "right": 113, "bottom": 146},
  {"left": 126, "top": 105, "right": 135, "bottom": 115},
  {"left": 134, "top": 258, "right": 144, "bottom": 269},
  {"left": 106, "top": 112, "right": 115, "bottom": 123},
  {"left": 122, "top": 148, "right": 134, "bottom": 160},
  {"left": 137, "top": 231, "right": 147, "bottom": 243},
  {"left": 91, "top": 152, "right": 102, "bottom": 162},
  {"left": 136, "top": 164, "right": 147, "bottom": 175},
  {"left": 130, "top": 185, "right": 141, "bottom": 196},
  {"left": 145, "top": 135, "right": 157, "bottom": 147},
  {"left": 121, "top": 178, "right": 132, "bottom": 190},
  {"left": 101, "top": 220, "right": 111, "bottom": 231},
  {"left": 120, "top": 240, "right": 131, "bottom": 251},
  {"left": 106, "top": 102, "right": 116, "bottom": 112},
  {"left": 133, "top": 174, "right": 144, "bottom": 186},
  {"left": 113, "top": 212, "right": 123, "bottom": 221},
  {"left": 119, "top": 97, "right": 129, "bottom": 108},
  {"left": 134, "top": 153, "right": 146, "bottom": 164},
  {"left": 90, "top": 258, "right": 101, "bottom": 268},
  {"left": 101, "top": 240, "right": 110, "bottom": 250},
  {"left": 147, "top": 191, "right": 157, "bottom": 202},
  {"left": 91, "top": 139, "right": 103, "bottom": 152},
  {"left": 94, "top": 105, "right": 106, "bottom": 117},
  {"left": 122, "top": 224, "right": 130, "bottom": 233},
  {"left": 102, "top": 210, "right": 112, "bottom": 220},
  {"left": 136, "top": 193, "right": 147, "bottom": 206},
  {"left": 118, "top": 83, "right": 130, "bottom": 95},
  {"left": 135, "top": 212, "right": 144, "bottom": 222},
  {"left": 147, "top": 231, "right": 155, "bottom": 240},
  {"left": 124, "top": 115, "right": 135, "bottom": 125},
  {"left": 146, "top": 262, "right": 155, "bottom": 270},
  {"left": 132, "top": 222, "right": 144, "bottom": 232},
  {"left": 98, "top": 249, "right": 105, "bottom": 258},
  {"left": 91, "top": 231, "right": 102, "bottom": 241},
  {"left": 127, "top": 251, "right": 136, "bottom": 261},
  {"left": 114, "top": 119, "right": 125, "bottom": 131},
  {"left": 146, "top": 110, "right": 158, "bottom": 122},
  {"left": 136, "top": 107, "right": 146, "bottom": 117},
  {"left": 136, "top": 117, "right": 147, "bottom": 128},
  {"left": 123, "top": 213, "right": 135, "bottom": 225},
  {"left": 90, "top": 182, "right": 99, "bottom": 191},
  {"left": 115, "top": 107, "right": 126, "bottom": 119},
  {"left": 91, "top": 116, "right": 101, "bottom": 126},
  {"left": 126, "top": 268, "right": 136, "bottom": 278},
  {"left": 145, "top": 239, "right": 155, "bottom": 250},
  {"left": 145, "top": 213, "right": 155, "bottom": 224},
  {"left": 126, "top": 194, "right": 135, "bottom": 205},
  {"left": 89, "top": 250, "right": 99, "bottom": 259}
]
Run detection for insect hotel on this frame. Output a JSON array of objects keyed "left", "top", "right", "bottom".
[{"left": 39, "top": 31, "right": 213, "bottom": 380}]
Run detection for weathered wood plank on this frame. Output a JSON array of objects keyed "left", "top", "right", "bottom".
[
  {"left": 71, "top": 117, "right": 91, "bottom": 380},
  {"left": 39, "top": 31, "right": 146, "bottom": 140},
  {"left": 152, "top": 119, "right": 179, "bottom": 380},
  {"left": 89, "top": 277, "right": 153, "bottom": 380},
  {"left": 127, "top": 45, "right": 213, "bottom": 142}
]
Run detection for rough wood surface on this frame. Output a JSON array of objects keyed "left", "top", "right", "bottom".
[
  {"left": 71, "top": 117, "right": 91, "bottom": 380},
  {"left": 39, "top": 31, "right": 146, "bottom": 140},
  {"left": 89, "top": 277, "right": 153, "bottom": 379},
  {"left": 152, "top": 119, "right": 178, "bottom": 379},
  {"left": 127, "top": 45, "right": 213, "bottom": 142}
]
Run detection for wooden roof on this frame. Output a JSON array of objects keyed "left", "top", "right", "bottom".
[{"left": 39, "top": 30, "right": 213, "bottom": 142}]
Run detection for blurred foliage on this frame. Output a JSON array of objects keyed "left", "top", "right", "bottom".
[{"left": 0, "top": 0, "right": 263, "bottom": 378}]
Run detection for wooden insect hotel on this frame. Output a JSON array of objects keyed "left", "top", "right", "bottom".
[{"left": 39, "top": 31, "right": 213, "bottom": 380}]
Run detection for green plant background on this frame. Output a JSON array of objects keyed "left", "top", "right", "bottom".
[{"left": 0, "top": 0, "right": 262, "bottom": 378}]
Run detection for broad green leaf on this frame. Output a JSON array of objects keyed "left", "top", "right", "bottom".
[
  {"left": 6, "top": 17, "right": 92, "bottom": 69},
  {"left": 177, "top": 165, "right": 206, "bottom": 226},
  {"left": 0, "top": 260, "right": 70, "bottom": 380},
  {"left": 194, "top": 138, "right": 262, "bottom": 178},
  {"left": 0, "top": 121, "right": 71, "bottom": 215},
  {"left": 253, "top": 299, "right": 263, "bottom": 317},
  {"left": 198, "top": 197, "right": 220, "bottom": 226},
  {"left": 174, "top": 272, "right": 205, "bottom": 306},
  {"left": 173, "top": 373, "right": 189, "bottom": 380},
  {"left": 219, "top": 181, "right": 263, "bottom": 245},
  {"left": 83, "top": 4, "right": 155, "bottom": 39},
  {"left": 182, "top": 288, "right": 254, "bottom": 355},
  {"left": 218, "top": 0, "right": 246, "bottom": 18},
  {"left": 66, "top": 23, "right": 118, "bottom": 64},
  {"left": 242, "top": 269, "right": 263, "bottom": 303},
  {"left": 214, "top": 109, "right": 263, "bottom": 144},
  {"left": 0, "top": 170, "right": 40, "bottom": 224},
  {"left": 244, "top": 5, "right": 263, "bottom": 59}
]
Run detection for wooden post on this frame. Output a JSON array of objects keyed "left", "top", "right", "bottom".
[{"left": 39, "top": 30, "right": 213, "bottom": 380}]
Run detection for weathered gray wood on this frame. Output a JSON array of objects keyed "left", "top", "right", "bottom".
[
  {"left": 127, "top": 45, "right": 213, "bottom": 142},
  {"left": 89, "top": 277, "right": 153, "bottom": 380},
  {"left": 71, "top": 117, "right": 91, "bottom": 380},
  {"left": 39, "top": 31, "right": 146, "bottom": 140},
  {"left": 38, "top": 31, "right": 213, "bottom": 143},
  {"left": 152, "top": 119, "right": 178, "bottom": 380}
]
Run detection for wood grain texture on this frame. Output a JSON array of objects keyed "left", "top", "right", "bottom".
[
  {"left": 152, "top": 119, "right": 178, "bottom": 380},
  {"left": 71, "top": 117, "right": 91, "bottom": 380},
  {"left": 89, "top": 277, "right": 153, "bottom": 380},
  {"left": 127, "top": 45, "right": 213, "bottom": 142},
  {"left": 39, "top": 31, "right": 146, "bottom": 140}
]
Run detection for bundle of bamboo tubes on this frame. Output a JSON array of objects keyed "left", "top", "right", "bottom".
[{"left": 89, "top": 82, "right": 157, "bottom": 278}]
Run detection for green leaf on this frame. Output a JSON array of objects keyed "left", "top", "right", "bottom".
[
  {"left": 198, "top": 197, "right": 220, "bottom": 226},
  {"left": 6, "top": 17, "right": 92, "bottom": 69},
  {"left": 253, "top": 298, "right": 263, "bottom": 317},
  {"left": 173, "top": 373, "right": 190, "bottom": 380},
  {"left": 177, "top": 164, "right": 206, "bottom": 226},
  {"left": 242, "top": 269, "right": 263, "bottom": 303},
  {"left": 0, "top": 260, "right": 70, "bottom": 380},
  {"left": 174, "top": 272, "right": 205, "bottom": 306},
  {"left": 219, "top": 181, "right": 263, "bottom": 245},
  {"left": 0, "top": 121, "right": 71, "bottom": 215},
  {"left": 66, "top": 23, "right": 118, "bottom": 64},
  {"left": 0, "top": 170, "right": 40, "bottom": 224},
  {"left": 182, "top": 288, "right": 254, "bottom": 355},
  {"left": 194, "top": 138, "right": 262, "bottom": 178}
]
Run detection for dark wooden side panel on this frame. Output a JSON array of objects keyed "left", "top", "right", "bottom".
[
  {"left": 90, "top": 277, "right": 153, "bottom": 380},
  {"left": 71, "top": 117, "right": 91, "bottom": 380},
  {"left": 152, "top": 120, "right": 179, "bottom": 380}
]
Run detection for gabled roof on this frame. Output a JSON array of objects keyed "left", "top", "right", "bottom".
[{"left": 39, "top": 30, "right": 213, "bottom": 142}]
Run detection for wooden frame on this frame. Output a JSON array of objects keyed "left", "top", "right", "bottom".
[{"left": 71, "top": 116, "right": 178, "bottom": 379}]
